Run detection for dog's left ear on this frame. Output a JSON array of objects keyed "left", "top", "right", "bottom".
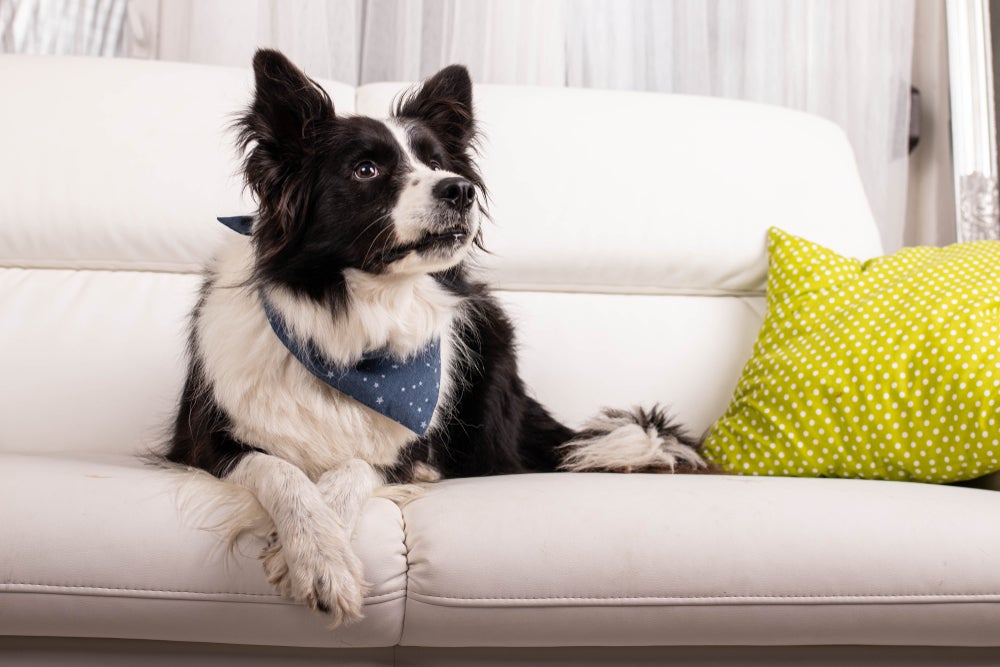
[{"left": 395, "top": 65, "right": 475, "bottom": 152}]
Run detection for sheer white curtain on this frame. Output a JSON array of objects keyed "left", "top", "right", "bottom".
[
  {"left": 124, "top": 0, "right": 917, "bottom": 248},
  {"left": 360, "top": 0, "right": 568, "bottom": 85},
  {"left": 0, "top": 0, "right": 126, "bottom": 55},
  {"left": 125, "top": 0, "right": 363, "bottom": 81},
  {"left": 561, "top": 1, "right": 916, "bottom": 251}
]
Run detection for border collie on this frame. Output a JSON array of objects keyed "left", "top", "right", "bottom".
[{"left": 165, "top": 49, "right": 706, "bottom": 626}]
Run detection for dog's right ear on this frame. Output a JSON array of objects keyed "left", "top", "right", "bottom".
[{"left": 394, "top": 65, "right": 475, "bottom": 155}]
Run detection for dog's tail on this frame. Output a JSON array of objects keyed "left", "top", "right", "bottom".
[{"left": 556, "top": 404, "right": 711, "bottom": 474}]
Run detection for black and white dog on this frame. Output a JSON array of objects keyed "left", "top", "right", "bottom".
[{"left": 165, "top": 49, "right": 706, "bottom": 626}]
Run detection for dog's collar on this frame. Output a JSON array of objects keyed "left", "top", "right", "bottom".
[{"left": 217, "top": 215, "right": 441, "bottom": 436}]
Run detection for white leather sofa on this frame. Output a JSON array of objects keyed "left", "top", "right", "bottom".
[{"left": 2, "top": 55, "right": 999, "bottom": 666}]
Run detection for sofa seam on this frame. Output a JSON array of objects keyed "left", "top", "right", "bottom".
[{"left": 397, "top": 501, "right": 413, "bottom": 646}]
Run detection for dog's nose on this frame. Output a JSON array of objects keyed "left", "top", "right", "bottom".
[{"left": 433, "top": 177, "right": 475, "bottom": 211}]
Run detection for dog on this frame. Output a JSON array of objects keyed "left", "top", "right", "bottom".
[{"left": 165, "top": 48, "right": 707, "bottom": 626}]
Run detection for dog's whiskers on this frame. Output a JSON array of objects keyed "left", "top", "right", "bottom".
[
  {"left": 362, "top": 218, "right": 396, "bottom": 266},
  {"left": 354, "top": 211, "right": 392, "bottom": 244}
]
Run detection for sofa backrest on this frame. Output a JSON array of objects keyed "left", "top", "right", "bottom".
[{"left": 0, "top": 56, "right": 882, "bottom": 455}]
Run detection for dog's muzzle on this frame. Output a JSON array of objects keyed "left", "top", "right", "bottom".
[{"left": 382, "top": 176, "right": 478, "bottom": 264}]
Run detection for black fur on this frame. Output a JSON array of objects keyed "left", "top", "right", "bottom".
[
  {"left": 166, "top": 49, "right": 704, "bottom": 482},
  {"left": 165, "top": 279, "right": 264, "bottom": 476},
  {"left": 430, "top": 277, "right": 573, "bottom": 476},
  {"left": 575, "top": 405, "right": 699, "bottom": 449},
  {"left": 233, "top": 50, "right": 489, "bottom": 305},
  {"left": 381, "top": 276, "right": 574, "bottom": 482},
  {"left": 569, "top": 406, "right": 710, "bottom": 473}
]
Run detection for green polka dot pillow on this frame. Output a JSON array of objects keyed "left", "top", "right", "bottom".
[{"left": 702, "top": 227, "right": 1000, "bottom": 483}]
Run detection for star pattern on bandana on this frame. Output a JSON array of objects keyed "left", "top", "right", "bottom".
[
  {"left": 217, "top": 214, "right": 443, "bottom": 436},
  {"left": 260, "top": 295, "right": 441, "bottom": 436}
]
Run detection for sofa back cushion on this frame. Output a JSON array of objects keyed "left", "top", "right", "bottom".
[
  {"left": 359, "top": 83, "right": 883, "bottom": 296},
  {"left": 0, "top": 56, "right": 882, "bottom": 454}
]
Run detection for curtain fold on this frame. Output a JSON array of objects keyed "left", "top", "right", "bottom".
[{"left": 360, "top": 0, "right": 568, "bottom": 85}]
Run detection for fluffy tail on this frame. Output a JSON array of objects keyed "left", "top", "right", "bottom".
[{"left": 557, "top": 405, "right": 709, "bottom": 473}]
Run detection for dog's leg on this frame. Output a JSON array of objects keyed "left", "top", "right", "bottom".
[
  {"left": 261, "top": 459, "right": 382, "bottom": 582},
  {"left": 227, "top": 452, "right": 366, "bottom": 626},
  {"left": 260, "top": 458, "right": 384, "bottom": 618},
  {"left": 316, "top": 458, "right": 382, "bottom": 534}
]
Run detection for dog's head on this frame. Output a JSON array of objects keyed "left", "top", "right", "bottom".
[{"left": 236, "top": 49, "right": 484, "bottom": 299}]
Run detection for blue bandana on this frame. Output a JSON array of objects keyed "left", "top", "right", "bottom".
[
  {"left": 217, "top": 215, "right": 255, "bottom": 235},
  {"left": 216, "top": 215, "right": 442, "bottom": 436}
]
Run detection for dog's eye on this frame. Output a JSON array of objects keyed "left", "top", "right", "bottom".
[
  {"left": 353, "top": 161, "right": 380, "bottom": 180},
  {"left": 429, "top": 160, "right": 442, "bottom": 171}
]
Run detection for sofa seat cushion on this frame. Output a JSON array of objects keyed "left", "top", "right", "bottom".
[
  {"left": 0, "top": 453, "right": 406, "bottom": 648},
  {"left": 400, "top": 473, "right": 1000, "bottom": 647}
]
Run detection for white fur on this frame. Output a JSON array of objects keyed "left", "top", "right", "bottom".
[
  {"left": 167, "top": 459, "right": 423, "bottom": 548},
  {"left": 316, "top": 459, "right": 383, "bottom": 534},
  {"left": 188, "top": 116, "right": 483, "bottom": 625},
  {"left": 410, "top": 461, "right": 443, "bottom": 482},
  {"left": 193, "top": 231, "right": 470, "bottom": 625},
  {"left": 559, "top": 412, "right": 707, "bottom": 473},
  {"left": 227, "top": 453, "right": 366, "bottom": 626},
  {"left": 167, "top": 462, "right": 272, "bottom": 551},
  {"left": 385, "top": 237, "right": 479, "bottom": 276},
  {"left": 384, "top": 118, "right": 480, "bottom": 250},
  {"left": 255, "top": 457, "right": 383, "bottom": 625},
  {"left": 385, "top": 120, "right": 422, "bottom": 168},
  {"left": 195, "top": 236, "right": 467, "bottom": 480}
]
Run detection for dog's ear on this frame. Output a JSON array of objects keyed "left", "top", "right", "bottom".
[
  {"left": 395, "top": 65, "right": 475, "bottom": 153},
  {"left": 240, "top": 48, "right": 334, "bottom": 158},
  {"left": 237, "top": 49, "right": 333, "bottom": 245}
]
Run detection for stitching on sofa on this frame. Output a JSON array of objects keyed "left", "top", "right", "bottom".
[
  {"left": 1, "top": 583, "right": 407, "bottom": 605},
  {"left": 407, "top": 591, "right": 1000, "bottom": 605}
]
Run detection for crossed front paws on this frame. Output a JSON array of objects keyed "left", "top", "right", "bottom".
[{"left": 259, "top": 525, "right": 368, "bottom": 627}]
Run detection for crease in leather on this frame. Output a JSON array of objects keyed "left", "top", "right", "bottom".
[
  {"left": 0, "top": 259, "right": 204, "bottom": 274},
  {"left": 0, "top": 263, "right": 766, "bottom": 298}
]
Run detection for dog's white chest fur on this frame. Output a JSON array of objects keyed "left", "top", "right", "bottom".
[{"left": 195, "top": 236, "right": 463, "bottom": 479}]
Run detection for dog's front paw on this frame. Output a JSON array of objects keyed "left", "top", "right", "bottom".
[
  {"left": 260, "top": 524, "right": 369, "bottom": 627},
  {"left": 300, "top": 545, "right": 367, "bottom": 627},
  {"left": 260, "top": 531, "right": 292, "bottom": 598}
]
